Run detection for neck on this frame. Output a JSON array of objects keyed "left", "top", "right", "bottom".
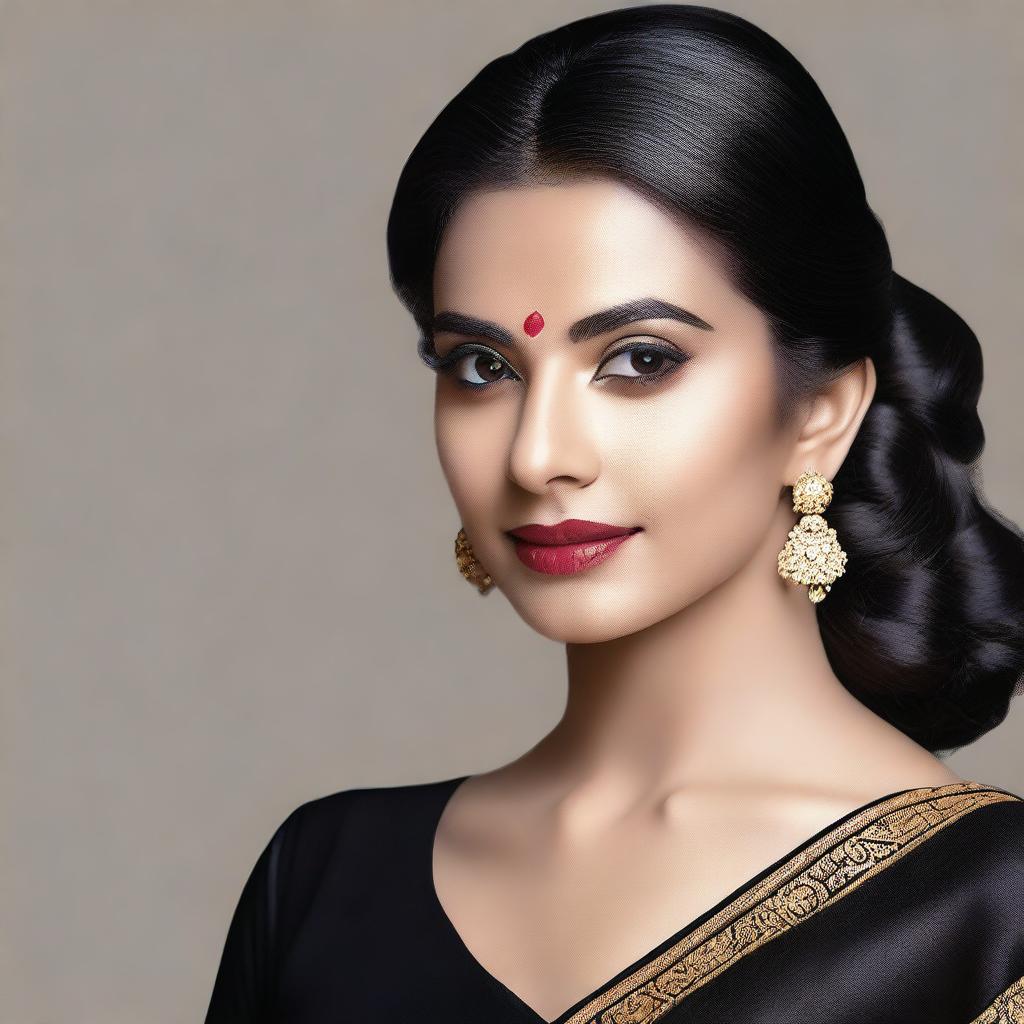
[{"left": 516, "top": 504, "right": 925, "bottom": 808}]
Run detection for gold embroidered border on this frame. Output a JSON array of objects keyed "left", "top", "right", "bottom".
[
  {"left": 561, "top": 781, "right": 1019, "bottom": 1024},
  {"left": 969, "top": 975, "right": 1024, "bottom": 1024}
]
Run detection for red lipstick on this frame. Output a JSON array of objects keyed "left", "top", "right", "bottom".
[{"left": 505, "top": 519, "right": 642, "bottom": 576}]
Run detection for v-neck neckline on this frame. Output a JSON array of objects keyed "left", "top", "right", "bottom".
[{"left": 426, "top": 773, "right": 1012, "bottom": 1024}]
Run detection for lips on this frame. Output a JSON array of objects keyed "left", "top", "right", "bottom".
[
  {"left": 505, "top": 520, "right": 643, "bottom": 576},
  {"left": 505, "top": 519, "right": 642, "bottom": 545}
]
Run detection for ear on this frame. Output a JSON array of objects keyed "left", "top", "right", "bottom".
[{"left": 783, "top": 356, "right": 877, "bottom": 483}]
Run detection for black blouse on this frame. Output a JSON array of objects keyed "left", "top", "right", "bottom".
[{"left": 204, "top": 776, "right": 1024, "bottom": 1023}]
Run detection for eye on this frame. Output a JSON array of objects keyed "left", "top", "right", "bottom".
[
  {"left": 419, "top": 343, "right": 521, "bottom": 390},
  {"left": 595, "top": 343, "right": 689, "bottom": 386},
  {"left": 420, "top": 339, "right": 688, "bottom": 390}
]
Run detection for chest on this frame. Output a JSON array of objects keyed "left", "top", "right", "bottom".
[
  {"left": 430, "top": 810, "right": 832, "bottom": 1023},
  {"left": 270, "top": 779, "right": 1007, "bottom": 1024}
]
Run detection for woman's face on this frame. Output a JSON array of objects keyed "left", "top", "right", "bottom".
[{"left": 430, "top": 176, "right": 801, "bottom": 643}]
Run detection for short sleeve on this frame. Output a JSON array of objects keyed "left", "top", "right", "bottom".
[{"left": 204, "top": 807, "right": 297, "bottom": 1024}]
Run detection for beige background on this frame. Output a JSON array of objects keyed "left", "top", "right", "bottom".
[{"left": 2, "top": 1, "right": 1021, "bottom": 1020}]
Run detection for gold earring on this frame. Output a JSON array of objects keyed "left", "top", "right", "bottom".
[
  {"left": 455, "top": 527, "right": 494, "bottom": 594},
  {"left": 776, "top": 469, "right": 848, "bottom": 603}
]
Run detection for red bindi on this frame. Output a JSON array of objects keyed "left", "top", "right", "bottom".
[{"left": 523, "top": 311, "right": 544, "bottom": 337}]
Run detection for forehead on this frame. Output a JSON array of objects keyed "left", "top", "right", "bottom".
[{"left": 432, "top": 177, "right": 737, "bottom": 315}]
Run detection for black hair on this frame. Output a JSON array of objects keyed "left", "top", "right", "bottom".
[{"left": 385, "top": 4, "right": 1024, "bottom": 755}]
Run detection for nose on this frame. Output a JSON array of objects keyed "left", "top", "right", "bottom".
[{"left": 506, "top": 364, "right": 600, "bottom": 494}]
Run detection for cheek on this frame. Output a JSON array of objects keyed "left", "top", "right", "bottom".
[
  {"left": 617, "top": 360, "right": 783, "bottom": 574},
  {"left": 434, "top": 395, "right": 508, "bottom": 519}
]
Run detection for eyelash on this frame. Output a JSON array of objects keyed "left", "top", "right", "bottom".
[{"left": 418, "top": 338, "right": 689, "bottom": 391}]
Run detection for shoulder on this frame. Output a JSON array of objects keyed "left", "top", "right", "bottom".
[
  {"left": 207, "top": 778, "right": 459, "bottom": 1019},
  {"left": 246, "top": 775, "right": 461, "bottom": 935},
  {"left": 921, "top": 782, "right": 1024, "bottom": 886},
  {"left": 286, "top": 773, "right": 462, "bottom": 824},
  {"left": 950, "top": 790, "right": 1024, "bottom": 1024},
  {"left": 930, "top": 784, "right": 1024, "bottom": 958},
  {"left": 940, "top": 783, "right": 1024, "bottom": 868},
  {"left": 845, "top": 782, "right": 1023, "bottom": 947},
  {"left": 272, "top": 774, "right": 462, "bottom": 862}
]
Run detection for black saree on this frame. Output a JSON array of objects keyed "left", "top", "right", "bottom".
[{"left": 204, "top": 776, "right": 1024, "bottom": 1024}]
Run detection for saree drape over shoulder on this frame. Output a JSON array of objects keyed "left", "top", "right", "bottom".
[{"left": 205, "top": 777, "right": 1024, "bottom": 1024}]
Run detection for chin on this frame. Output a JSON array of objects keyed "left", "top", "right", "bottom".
[{"left": 505, "top": 586, "right": 670, "bottom": 644}]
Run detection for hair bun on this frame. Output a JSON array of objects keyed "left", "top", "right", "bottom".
[
  {"left": 884, "top": 272, "right": 984, "bottom": 464},
  {"left": 823, "top": 272, "right": 1024, "bottom": 752}
]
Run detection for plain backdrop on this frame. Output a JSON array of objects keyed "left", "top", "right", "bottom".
[{"left": 2, "top": 1, "right": 1022, "bottom": 1020}]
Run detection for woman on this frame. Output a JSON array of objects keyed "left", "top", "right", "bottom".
[{"left": 205, "top": 6, "right": 1024, "bottom": 1022}]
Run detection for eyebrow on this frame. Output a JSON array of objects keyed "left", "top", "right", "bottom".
[{"left": 426, "top": 297, "right": 715, "bottom": 351}]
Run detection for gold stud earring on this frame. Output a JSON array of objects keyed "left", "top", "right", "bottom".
[
  {"left": 455, "top": 526, "right": 494, "bottom": 594},
  {"left": 776, "top": 469, "right": 848, "bottom": 603}
]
